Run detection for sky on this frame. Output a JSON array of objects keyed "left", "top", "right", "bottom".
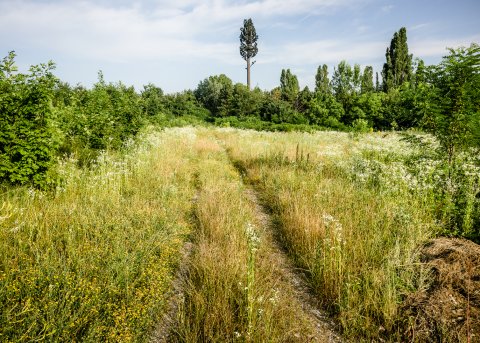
[{"left": 1, "top": 0, "right": 479, "bottom": 93}]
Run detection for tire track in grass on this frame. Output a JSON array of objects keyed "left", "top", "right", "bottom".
[
  {"left": 219, "top": 139, "right": 343, "bottom": 342},
  {"left": 153, "top": 130, "right": 343, "bottom": 342},
  {"left": 242, "top": 187, "right": 342, "bottom": 343}
]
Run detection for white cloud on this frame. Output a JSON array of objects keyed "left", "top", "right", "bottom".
[
  {"left": 0, "top": 0, "right": 365, "bottom": 64},
  {"left": 410, "top": 35, "right": 480, "bottom": 58},
  {"left": 1, "top": 0, "right": 477, "bottom": 91},
  {"left": 268, "top": 39, "right": 386, "bottom": 65}
]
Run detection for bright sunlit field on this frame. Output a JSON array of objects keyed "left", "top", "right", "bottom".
[{"left": 2, "top": 127, "right": 478, "bottom": 342}]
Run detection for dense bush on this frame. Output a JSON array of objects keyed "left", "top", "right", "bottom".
[{"left": 0, "top": 52, "right": 59, "bottom": 189}]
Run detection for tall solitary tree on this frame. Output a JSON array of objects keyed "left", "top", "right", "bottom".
[
  {"left": 382, "top": 27, "right": 413, "bottom": 91},
  {"left": 240, "top": 18, "right": 258, "bottom": 90}
]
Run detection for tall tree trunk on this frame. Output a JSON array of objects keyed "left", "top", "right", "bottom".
[{"left": 247, "top": 57, "right": 251, "bottom": 90}]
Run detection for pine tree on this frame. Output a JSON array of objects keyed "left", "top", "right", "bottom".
[{"left": 239, "top": 19, "right": 258, "bottom": 90}]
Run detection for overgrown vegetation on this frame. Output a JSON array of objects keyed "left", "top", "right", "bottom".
[
  {"left": 171, "top": 130, "right": 325, "bottom": 342},
  {"left": 218, "top": 128, "right": 473, "bottom": 340},
  {"left": 0, "top": 128, "right": 197, "bottom": 341},
  {"left": 0, "top": 24, "right": 479, "bottom": 342}
]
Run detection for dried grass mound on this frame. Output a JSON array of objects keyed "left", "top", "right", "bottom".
[{"left": 403, "top": 238, "right": 480, "bottom": 342}]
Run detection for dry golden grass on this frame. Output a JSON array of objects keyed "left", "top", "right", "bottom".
[
  {"left": 220, "top": 128, "right": 437, "bottom": 340},
  {"left": 1, "top": 126, "right": 446, "bottom": 342},
  {"left": 171, "top": 129, "right": 330, "bottom": 342}
]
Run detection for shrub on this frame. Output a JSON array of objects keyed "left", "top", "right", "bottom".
[{"left": 0, "top": 52, "right": 59, "bottom": 189}]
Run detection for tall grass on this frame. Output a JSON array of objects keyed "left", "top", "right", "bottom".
[
  {"left": 220, "top": 129, "right": 438, "bottom": 340},
  {"left": 2, "top": 126, "right": 462, "bottom": 342},
  {"left": 0, "top": 127, "right": 197, "bottom": 342},
  {"left": 172, "top": 129, "right": 325, "bottom": 342}
]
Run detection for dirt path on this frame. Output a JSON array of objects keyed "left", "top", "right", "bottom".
[
  {"left": 243, "top": 187, "right": 343, "bottom": 343},
  {"left": 152, "top": 139, "right": 342, "bottom": 342},
  {"left": 217, "top": 136, "right": 343, "bottom": 342}
]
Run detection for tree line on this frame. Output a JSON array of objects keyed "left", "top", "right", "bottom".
[{"left": 1, "top": 27, "right": 479, "bottom": 190}]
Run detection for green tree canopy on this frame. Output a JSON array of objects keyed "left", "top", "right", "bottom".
[
  {"left": 382, "top": 27, "right": 413, "bottom": 91},
  {"left": 361, "top": 66, "right": 374, "bottom": 94},
  {"left": 0, "top": 51, "right": 59, "bottom": 188},
  {"left": 315, "top": 64, "right": 330, "bottom": 95},
  {"left": 280, "top": 69, "right": 299, "bottom": 104},
  {"left": 423, "top": 43, "right": 480, "bottom": 163},
  {"left": 195, "top": 74, "right": 234, "bottom": 117}
]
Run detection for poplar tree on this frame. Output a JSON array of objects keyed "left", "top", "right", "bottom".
[
  {"left": 361, "top": 66, "right": 374, "bottom": 93},
  {"left": 239, "top": 18, "right": 258, "bottom": 90},
  {"left": 280, "top": 69, "right": 299, "bottom": 104},
  {"left": 315, "top": 64, "right": 330, "bottom": 95},
  {"left": 353, "top": 64, "right": 362, "bottom": 94},
  {"left": 382, "top": 27, "right": 412, "bottom": 91}
]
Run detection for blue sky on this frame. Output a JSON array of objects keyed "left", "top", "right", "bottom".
[{"left": 1, "top": 0, "right": 479, "bottom": 93}]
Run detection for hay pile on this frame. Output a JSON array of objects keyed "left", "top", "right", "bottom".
[{"left": 403, "top": 238, "right": 480, "bottom": 342}]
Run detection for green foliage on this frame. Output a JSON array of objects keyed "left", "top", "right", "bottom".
[
  {"left": 361, "top": 66, "right": 374, "bottom": 94},
  {"left": 140, "top": 83, "right": 164, "bottom": 117},
  {"left": 195, "top": 74, "right": 233, "bottom": 117},
  {"left": 229, "top": 83, "right": 264, "bottom": 118},
  {"left": 382, "top": 27, "right": 413, "bottom": 92},
  {"left": 331, "top": 61, "right": 354, "bottom": 115},
  {"left": 306, "top": 93, "right": 345, "bottom": 129},
  {"left": 239, "top": 18, "right": 258, "bottom": 62},
  {"left": 0, "top": 52, "right": 59, "bottom": 188},
  {"left": 356, "top": 92, "right": 384, "bottom": 128},
  {"left": 423, "top": 44, "right": 480, "bottom": 162},
  {"left": 260, "top": 96, "right": 306, "bottom": 125},
  {"left": 411, "top": 44, "right": 480, "bottom": 241},
  {"left": 350, "top": 118, "right": 371, "bottom": 133},
  {"left": 162, "top": 90, "right": 210, "bottom": 119},
  {"left": 352, "top": 63, "right": 362, "bottom": 93},
  {"left": 55, "top": 73, "right": 143, "bottom": 165},
  {"left": 280, "top": 69, "right": 299, "bottom": 104},
  {"left": 315, "top": 64, "right": 330, "bottom": 95}
]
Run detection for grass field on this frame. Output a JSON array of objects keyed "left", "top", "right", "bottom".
[{"left": 0, "top": 126, "right": 463, "bottom": 342}]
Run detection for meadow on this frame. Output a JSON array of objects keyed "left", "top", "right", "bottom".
[{"left": 1, "top": 126, "right": 479, "bottom": 342}]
